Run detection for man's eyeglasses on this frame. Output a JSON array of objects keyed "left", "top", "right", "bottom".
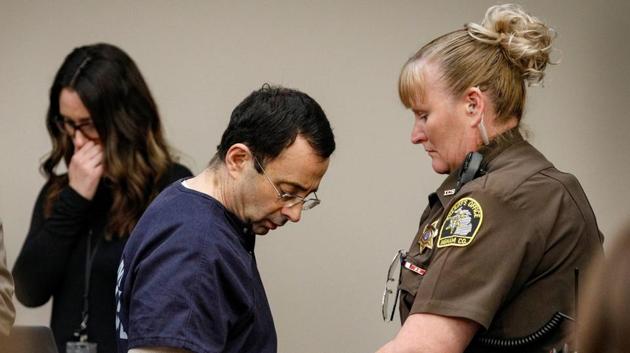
[
  {"left": 254, "top": 157, "right": 321, "bottom": 210},
  {"left": 55, "top": 116, "right": 99, "bottom": 140},
  {"left": 382, "top": 250, "right": 405, "bottom": 322}
]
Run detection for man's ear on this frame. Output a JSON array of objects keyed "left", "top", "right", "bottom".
[
  {"left": 225, "top": 143, "right": 252, "bottom": 178},
  {"left": 463, "top": 87, "right": 485, "bottom": 128}
]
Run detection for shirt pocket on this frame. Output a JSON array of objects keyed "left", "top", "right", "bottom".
[{"left": 398, "top": 250, "right": 432, "bottom": 297}]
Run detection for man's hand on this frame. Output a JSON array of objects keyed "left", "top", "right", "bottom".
[{"left": 68, "top": 141, "right": 104, "bottom": 200}]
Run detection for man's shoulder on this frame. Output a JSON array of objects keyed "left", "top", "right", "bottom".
[
  {"left": 143, "top": 182, "right": 221, "bottom": 221},
  {"left": 130, "top": 185, "right": 242, "bottom": 256}
]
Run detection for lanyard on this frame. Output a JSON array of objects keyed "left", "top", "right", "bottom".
[{"left": 74, "top": 230, "right": 101, "bottom": 342}]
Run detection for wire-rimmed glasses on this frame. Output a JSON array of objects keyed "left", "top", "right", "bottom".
[
  {"left": 254, "top": 157, "right": 320, "bottom": 210},
  {"left": 382, "top": 249, "right": 405, "bottom": 322}
]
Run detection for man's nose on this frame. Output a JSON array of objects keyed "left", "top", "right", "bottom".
[{"left": 282, "top": 204, "right": 302, "bottom": 223}]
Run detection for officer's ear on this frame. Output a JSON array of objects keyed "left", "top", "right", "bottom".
[
  {"left": 225, "top": 143, "right": 252, "bottom": 178},
  {"left": 463, "top": 87, "right": 485, "bottom": 128}
]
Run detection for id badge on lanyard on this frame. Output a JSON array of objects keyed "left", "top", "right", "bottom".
[
  {"left": 66, "top": 341, "right": 97, "bottom": 353},
  {"left": 67, "top": 230, "right": 100, "bottom": 353}
]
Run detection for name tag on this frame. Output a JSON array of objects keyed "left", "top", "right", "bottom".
[{"left": 404, "top": 261, "right": 427, "bottom": 276}]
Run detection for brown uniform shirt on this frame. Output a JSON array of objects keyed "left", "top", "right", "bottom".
[{"left": 398, "top": 131, "right": 603, "bottom": 353}]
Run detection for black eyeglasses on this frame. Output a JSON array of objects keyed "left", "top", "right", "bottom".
[
  {"left": 254, "top": 157, "right": 321, "bottom": 210},
  {"left": 55, "top": 116, "right": 99, "bottom": 139},
  {"left": 382, "top": 250, "right": 405, "bottom": 322}
]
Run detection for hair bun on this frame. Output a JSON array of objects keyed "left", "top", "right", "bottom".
[{"left": 466, "top": 4, "right": 556, "bottom": 85}]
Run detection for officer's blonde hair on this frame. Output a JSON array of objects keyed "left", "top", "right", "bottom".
[{"left": 399, "top": 3, "right": 556, "bottom": 124}]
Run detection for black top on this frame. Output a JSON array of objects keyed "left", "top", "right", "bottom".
[
  {"left": 116, "top": 181, "right": 277, "bottom": 353},
  {"left": 13, "top": 163, "right": 192, "bottom": 353}
]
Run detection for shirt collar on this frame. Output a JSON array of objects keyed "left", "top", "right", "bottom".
[
  {"left": 221, "top": 208, "right": 256, "bottom": 252},
  {"left": 431, "top": 170, "right": 460, "bottom": 208},
  {"left": 477, "top": 127, "right": 524, "bottom": 171},
  {"left": 177, "top": 181, "right": 257, "bottom": 252},
  {"left": 429, "top": 127, "right": 525, "bottom": 208}
]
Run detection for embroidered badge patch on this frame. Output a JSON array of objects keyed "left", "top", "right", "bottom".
[
  {"left": 418, "top": 220, "right": 439, "bottom": 253},
  {"left": 437, "top": 197, "right": 483, "bottom": 248}
]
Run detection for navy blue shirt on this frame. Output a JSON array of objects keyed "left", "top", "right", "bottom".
[{"left": 116, "top": 181, "right": 277, "bottom": 353}]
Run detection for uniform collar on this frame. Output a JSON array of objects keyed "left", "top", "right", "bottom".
[
  {"left": 431, "top": 170, "right": 460, "bottom": 208},
  {"left": 477, "top": 127, "right": 524, "bottom": 170},
  {"left": 429, "top": 128, "right": 527, "bottom": 208},
  {"left": 480, "top": 128, "right": 552, "bottom": 175}
]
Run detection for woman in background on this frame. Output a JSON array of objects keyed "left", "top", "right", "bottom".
[{"left": 13, "top": 43, "right": 192, "bottom": 353}]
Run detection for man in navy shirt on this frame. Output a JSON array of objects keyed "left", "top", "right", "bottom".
[{"left": 115, "top": 85, "right": 335, "bottom": 353}]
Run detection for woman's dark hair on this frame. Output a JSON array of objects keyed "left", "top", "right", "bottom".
[
  {"left": 42, "top": 43, "right": 173, "bottom": 238},
  {"left": 215, "top": 84, "right": 335, "bottom": 170}
]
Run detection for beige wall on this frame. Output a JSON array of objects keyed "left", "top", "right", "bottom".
[{"left": 1, "top": 0, "right": 628, "bottom": 352}]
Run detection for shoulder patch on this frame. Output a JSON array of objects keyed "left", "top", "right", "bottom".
[{"left": 437, "top": 197, "right": 483, "bottom": 248}]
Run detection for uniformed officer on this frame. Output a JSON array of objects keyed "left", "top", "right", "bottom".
[{"left": 376, "top": 4, "right": 603, "bottom": 353}]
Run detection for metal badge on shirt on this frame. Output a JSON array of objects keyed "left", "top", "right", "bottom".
[
  {"left": 437, "top": 197, "right": 483, "bottom": 248},
  {"left": 418, "top": 220, "right": 439, "bottom": 253}
]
